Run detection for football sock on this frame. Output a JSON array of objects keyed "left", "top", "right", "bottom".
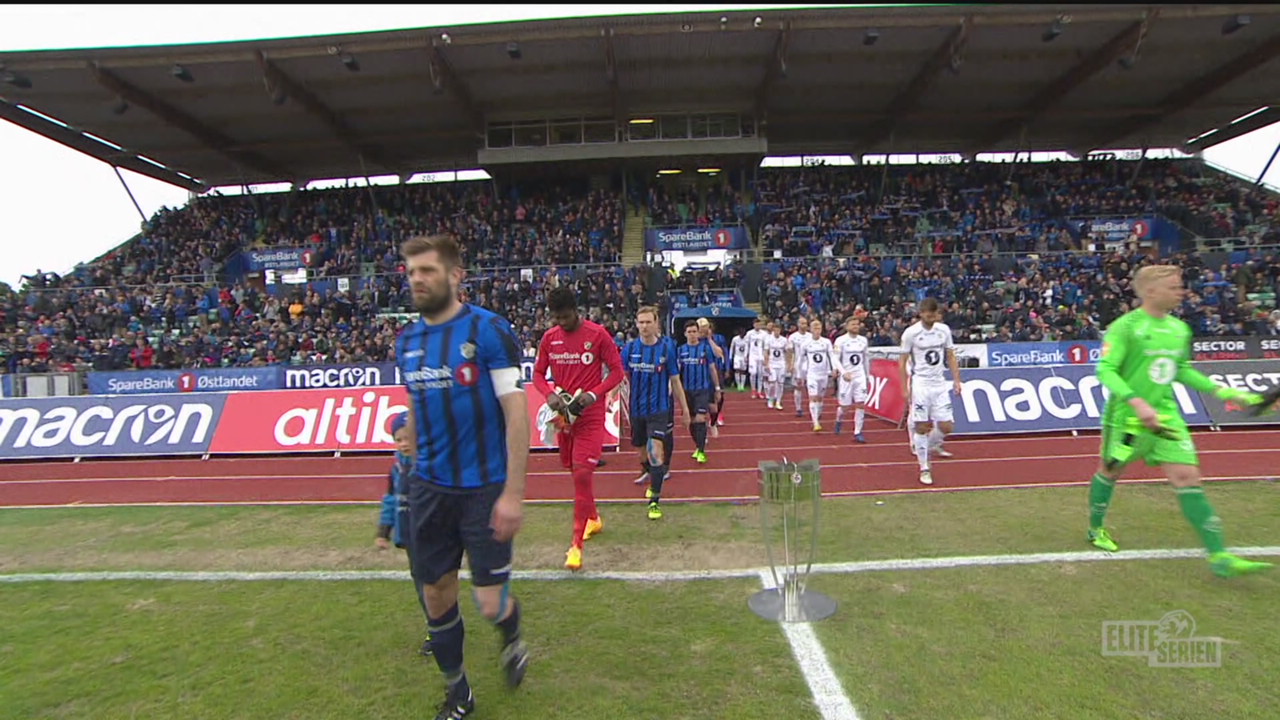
[
  {"left": 495, "top": 596, "right": 522, "bottom": 646},
  {"left": 649, "top": 463, "right": 667, "bottom": 501},
  {"left": 1089, "top": 473, "right": 1115, "bottom": 530},
  {"left": 914, "top": 432, "right": 931, "bottom": 471},
  {"left": 428, "top": 603, "right": 469, "bottom": 695},
  {"left": 928, "top": 427, "right": 945, "bottom": 449},
  {"left": 1176, "top": 486, "right": 1226, "bottom": 555}
]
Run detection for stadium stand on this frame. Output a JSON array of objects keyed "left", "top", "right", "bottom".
[{"left": 4, "top": 158, "right": 1280, "bottom": 377}]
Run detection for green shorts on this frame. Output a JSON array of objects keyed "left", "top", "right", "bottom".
[{"left": 1099, "top": 420, "right": 1200, "bottom": 470}]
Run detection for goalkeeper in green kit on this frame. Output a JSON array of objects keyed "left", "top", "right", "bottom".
[{"left": 1088, "top": 265, "right": 1273, "bottom": 578}]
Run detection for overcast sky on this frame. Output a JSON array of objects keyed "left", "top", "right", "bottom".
[{"left": 4, "top": 4, "right": 1280, "bottom": 289}]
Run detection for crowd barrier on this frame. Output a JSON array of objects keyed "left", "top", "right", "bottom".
[
  {"left": 73, "top": 337, "right": 1280, "bottom": 399},
  {"left": 0, "top": 384, "right": 620, "bottom": 461},
  {"left": 5, "top": 358, "right": 1278, "bottom": 461},
  {"left": 87, "top": 357, "right": 540, "bottom": 396}
]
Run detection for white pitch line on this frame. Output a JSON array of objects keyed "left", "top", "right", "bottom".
[
  {"left": 3, "top": 545, "right": 1277, "bottom": 584},
  {"left": 757, "top": 569, "right": 862, "bottom": 720},
  {"left": 8, "top": 446, "right": 1280, "bottom": 487},
  {"left": 0, "top": 474, "right": 1273, "bottom": 510}
]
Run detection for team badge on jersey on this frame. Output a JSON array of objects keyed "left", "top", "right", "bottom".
[
  {"left": 460, "top": 342, "right": 477, "bottom": 360},
  {"left": 584, "top": 341, "right": 593, "bottom": 350},
  {"left": 455, "top": 363, "right": 480, "bottom": 386}
]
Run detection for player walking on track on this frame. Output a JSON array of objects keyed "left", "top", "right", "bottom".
[
  {"left": 533, "top": 287, "right": 625, "bottom": 572},
  {"left": 832, "top": 316, "right": 870, "bottom": 443},
  {"left": 1086, "top": 265, "right": 1273, "bottom": 577},
  {"left": 799, "top": 318, "right": 836, "bottom": 432},
  {"left": 900, "top": 297, "right": 962, "bottom": 486},
  {"left": 395, "top": 235, "right": 530, "bottom": 720},
  {"left": 679, "top": 320, "right": 721, "bottom": 463},
  {"left": 623, "top": 306, "right": 690, "bottom": 520}
]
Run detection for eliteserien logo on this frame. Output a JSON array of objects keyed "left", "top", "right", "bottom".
[
  {"left": 0, "top": 403, "right": 215, "bottom": 449},
  {"left": 1102, "top": 610, "right": 1225, "bottom": 668}
]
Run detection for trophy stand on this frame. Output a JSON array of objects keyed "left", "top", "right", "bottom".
[{"left": 748, "top": 459, "right": 838, "bottom": 623}]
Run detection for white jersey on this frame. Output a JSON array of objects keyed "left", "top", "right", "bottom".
[
  {"left": 746, "top": 329, "right": 767, "bottom": 360},
  {"left": 787, "top": 331, "right": 810, "bottom": 373},
  {"left": 900, "top": 321, "right": 954, "bottom": 386},
  {"left": 833, "top": 334, "right": 870, "bottom": 378},
  {"left": 801, "top": 336, "right": 836, "bottom": 380},
  {"left": 765, "top": 335, "right": 789, "bottom": 369},
  {"left": 731, "top": 336, "right": 749, "bottom": 368}
]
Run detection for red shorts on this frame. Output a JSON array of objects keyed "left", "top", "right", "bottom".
[{"left": 558, "top": 411, "right": 605, "bottom": 470}]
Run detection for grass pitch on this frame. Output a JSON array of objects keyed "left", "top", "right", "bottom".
[{"left": 2, "top": 481, "right": 1278, "bottom": 719}]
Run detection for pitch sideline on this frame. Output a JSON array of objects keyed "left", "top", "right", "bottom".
[{"left": 4, "top": 545, "right": 1277, "bottom": 584}]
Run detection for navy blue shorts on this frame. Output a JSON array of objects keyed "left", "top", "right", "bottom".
[
  {"left": 407, "top": 481, "right": 512, "bottom": 587},
  {"left": 684, "top": 389, "right": 713, "bottom": 417},
  {"left": 631, "top": 411, "right": 673, "bottom": 449}
]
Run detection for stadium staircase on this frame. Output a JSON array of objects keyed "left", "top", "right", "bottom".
[{"left": 622, "top": 208, "right": 647, "bottom": 266}]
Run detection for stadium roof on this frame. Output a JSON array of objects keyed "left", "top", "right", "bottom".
[{"left": 3, "top": 4, "right": 1280, "bottom": 192}]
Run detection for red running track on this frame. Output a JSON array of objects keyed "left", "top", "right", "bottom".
[{"left": 2, "top": 393, "right": 1278, "bottom": 508}]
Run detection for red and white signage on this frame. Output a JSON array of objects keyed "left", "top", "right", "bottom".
[{"left": 208, "top": 385, "right": 620, "bottom": 454}]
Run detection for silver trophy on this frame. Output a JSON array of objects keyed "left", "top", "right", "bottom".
[{"left": 748, "top": 458, "right": 838, "bottom": 622}]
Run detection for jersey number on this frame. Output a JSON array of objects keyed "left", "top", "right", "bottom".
[
  {"left": 924, "top": 350, "right": 942, "bottom": 366},
  {"left": 849, "top": 355, "right": 862, "bottom": 367},
  {"left": 812, "top": 353, "right": 826, "bottom": 364},
  {"left": 772, "top": 349, "right": 782, "bottom": 358}
]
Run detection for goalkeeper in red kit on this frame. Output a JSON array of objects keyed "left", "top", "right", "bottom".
[{"left": 533, "top": 287, "right": 625, "bottom": 572}]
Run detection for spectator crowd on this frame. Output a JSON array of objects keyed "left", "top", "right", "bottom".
[{"left": 3, "top": 158, "right": 1279, "bottom": 376}]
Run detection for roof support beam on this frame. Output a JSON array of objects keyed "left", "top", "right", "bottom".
[
  {"left": 0, "top": 97, "right": 205, "bottom": 192},
  {"left": 1183, "top": 106, "right": 1280, "bottom": 153},
  {"left": 603, "top": 27, "right": 622, "bottom": 124},
  {"left": 1085, "top": 31, "right": 1280, "bottom": 153},
  {"left": 88, "top": 61, "right": 293, "bottom": 181},
  {"left": 427, "top": 39, "right": 484, "bottom": 134},
  {"left": 754, "top": 20, "right": 792, "bottom": 123},
  {"left": 255, "top": 51, "right": 401, "bottom": 175},
  {"left": 859, "top": 16, "right": 971, "bottom": 150},
  {"left": 968, "top": 14, "right": 1153, "bottom": 153}
]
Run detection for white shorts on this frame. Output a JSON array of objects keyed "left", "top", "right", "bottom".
[
  {"left": 838, "top": 374, "right": 869, "bottom": 406},
  {"left": 767, "top": 365, "right": 787, "bottom": 384},
  {"left": 733, "top": 355, "right": 747, "bottom": 371},
  {"left": 806, "top": 376, "right": 830, "bottom": 397},
  {"left": 749, "top": 356, "right": 764, "bottom": 374},
  {"left": 910, "top": 383, "right": 954, "bottom": 424}
]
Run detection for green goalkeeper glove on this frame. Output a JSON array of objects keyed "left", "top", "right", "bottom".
[{"left": 1213, "top": 386, "right": 1264, "bottom": 406}]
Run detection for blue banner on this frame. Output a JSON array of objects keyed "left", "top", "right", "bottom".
[
  {"left": 0, "top": 374, "right": 10, "bottom": 399},
  {"left": 985, "top": 341, "right": 1102, "bottom": 367},
  {"left": 0, "top": 394, "right": 226, "bottom": 459},
  {"left": 645, "top": 226, "right": 750, "bottom": 252},
  {"left": 953, "top": 364, "right": 1212, "bottom": 435},
  {"left": 1071, "top": 217, "right": 1154, "bottom": 242},
  {"left": 86, "top": 356, "right": 541, "bottom": 395},
  {"left": 242, "top": 247, "right": 316, "bottom": 272},
  {"left": 87, "top": 367, "right": 279, "bottom": 395},
  {"left": 669, "top": 290, "right": 743, "bottom": 312}
]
